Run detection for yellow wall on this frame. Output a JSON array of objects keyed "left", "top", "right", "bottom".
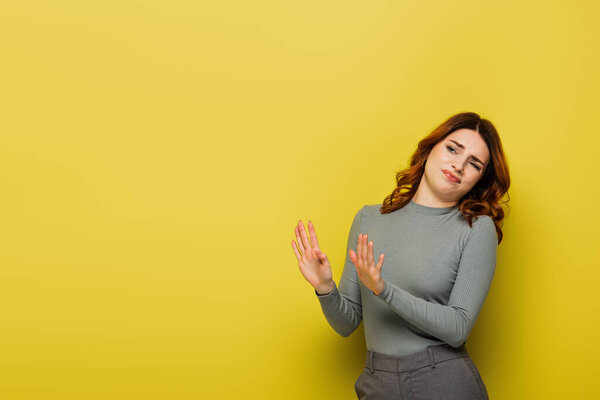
[{"left": 1, "top": 1, "right": 598, "bottom": 398}]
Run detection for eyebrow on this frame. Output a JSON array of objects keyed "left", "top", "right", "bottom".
[{"left": 448, "top": 140, "right": 486, "bottom": 166}]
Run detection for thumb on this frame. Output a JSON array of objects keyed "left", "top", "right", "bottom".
[{"left": 315, "top": 249, "right": 326, "bottom": 260}]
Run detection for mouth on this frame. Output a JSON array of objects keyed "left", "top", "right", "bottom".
[{"left": 442, "top": 169, "right": 461, "bottom": 183}]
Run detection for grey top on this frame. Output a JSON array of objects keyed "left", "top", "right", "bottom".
[{"left": 315, "top": 199, "right": 498, "bottom": 357}]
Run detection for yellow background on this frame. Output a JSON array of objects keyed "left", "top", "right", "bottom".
[{"left": 1, "top": 1, "right": 598, "bottom": 398}]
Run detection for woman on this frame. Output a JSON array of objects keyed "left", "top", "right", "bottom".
[{"left": 291, "top": 112, "right": 510, "bottom": 399}]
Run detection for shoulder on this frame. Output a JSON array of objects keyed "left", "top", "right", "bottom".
[
  {"left": 349, "top": 204, "right": 380, "bottom": 225},
  {"left": 471, "top": 214, "right": 495, "bottom": 230},
  {"left": 359, "top": 203, "right": 386, "bottom": 214},
  {"left": 356, "top": 204, "right": 383, "bottom": 220},
  {"left": 362, "top": 204, "right": 381, "bottom": 213},
  {"left": 469, "top": 215, "right": 498, "bottom": 246}
]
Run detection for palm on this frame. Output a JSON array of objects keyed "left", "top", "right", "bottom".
[
  {"left": 299, "top": 248, "right": 332, "bottom": 287},
  {"left": 291, "top": 220, "right": 333, "bottom": 290},
  {"left": 349, "top": 233, "right": 386, "bottom": 295}
]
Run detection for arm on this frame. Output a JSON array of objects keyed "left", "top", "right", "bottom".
[
  {"left": 315, "top": 206, "right": 364, "bottom": 337},
  {"left": 374, "top": 216, "right": 498, "bottom": 347}
]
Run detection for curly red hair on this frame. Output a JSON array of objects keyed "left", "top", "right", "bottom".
[{"left": 380, "top": 112, "right": 511, "bottom": 244}]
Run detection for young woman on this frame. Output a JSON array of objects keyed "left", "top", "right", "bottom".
[{"left": 291, "top": 112, "right": 510, "bottom": 399}]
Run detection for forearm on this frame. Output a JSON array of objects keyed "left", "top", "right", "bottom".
[
  {"left": 373, "top": 215, "right": 498, "bottom": 347},
  {"left": 316, "top": 280, "right": 362, "bottom": 337},
  {"left": 374, "top": 281, "right": 471, "bottom": 347},
  {"left": 315, "top": 206, "right": 364, "bottom": 337}
]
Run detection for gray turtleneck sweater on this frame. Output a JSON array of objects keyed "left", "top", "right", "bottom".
[{"left": 315, "top": 199, "right": 498, "bottom": 357}]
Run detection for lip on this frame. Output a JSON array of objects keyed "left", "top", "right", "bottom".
[{"left": 442, "top": 169, "right": 461, "bottom": 183}]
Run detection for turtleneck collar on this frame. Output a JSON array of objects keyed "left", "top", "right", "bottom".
[{"left": 405, "top": 198, "right": 459, "bottom": 216}]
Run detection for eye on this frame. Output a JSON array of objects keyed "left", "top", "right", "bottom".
[{"left": 447, "top": 145, "right": 482, "bottom": 170}]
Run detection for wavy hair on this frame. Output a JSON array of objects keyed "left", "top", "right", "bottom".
[{"left": 380, "top": 112, "right": 510, "bottom": 244}]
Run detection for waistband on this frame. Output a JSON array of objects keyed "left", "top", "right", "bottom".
[{"left": 366, "top": 344, "right": 469, "bottom": 373}]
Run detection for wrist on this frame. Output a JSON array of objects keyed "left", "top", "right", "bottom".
[
  {"left": 372, "top": 280, "right": 385, "bottom": 296},
  {"left": 316, "top": 281, "right": 335, "bottom": 295}
]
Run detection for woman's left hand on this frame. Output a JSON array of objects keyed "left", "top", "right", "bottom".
[{"left": 349, "top": 233, "right": 386, "bottom": 296}]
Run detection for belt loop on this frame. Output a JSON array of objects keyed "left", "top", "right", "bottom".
[
  {"left": 427, "top": 347, "right": 436, "bottom": 369},
  {"left": 368, "top": 351, "right": 374, "bottom": 374}
]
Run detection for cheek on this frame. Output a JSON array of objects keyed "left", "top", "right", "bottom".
[
  {"left": 439, "top": 152, "right": 454, "bottom": 164},
  {"left": 465, "top": 174, "right": 481, "bottom": 188},
  {"left": 431, "top": 152, "right": 448, "bottom": 166}
]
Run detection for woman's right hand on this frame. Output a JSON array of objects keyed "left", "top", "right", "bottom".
[{"left": 291, "top": 220, "right": 334, "bottom": 294}]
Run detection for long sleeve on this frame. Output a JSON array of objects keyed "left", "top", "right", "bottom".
[
  {"left": 374, "top": 215, "right": 498, "bottom": 347},
  {"left": 314, "top": 206, "right": 364, "bottom": 337}
]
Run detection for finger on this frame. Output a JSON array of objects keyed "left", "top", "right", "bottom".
[
  {"left": 351, "top": 249, "right": 363, "bottom": 279},
  {"left": 376, "top": 254, "right": 385, "bottom": 270},
  {"left": 298, "top": 221, "right": 312, "bottom": 251},
  {"left": 360, "top": 234, "right": 368, "bottom": 264},
  {"left": 349, "top": 249, "right": 357, "bottom": 266},
  {"left": 308, "top": 220, "right": 321, "bottom": 251},
  {"left": 317, "top": 249, "right": 328, "bottom": 263},
  {"left": 315, "top": 249, "right": 324, "bottom": 260},
  {"left": 291, "top": 241, "right": 301, "bottom": 261},
  {"left": 356, "top": 234, "right": 363, "bottom": 266},
  {"left": 367, "top": 241, "right": 374, "bottom": 267},
  {"left": 294, "top": 224, "right": 305, "bottom": 255}
]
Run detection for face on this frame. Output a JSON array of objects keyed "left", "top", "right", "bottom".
[{"left": 421, "top": 128, "right": 490, "bottom": 204}]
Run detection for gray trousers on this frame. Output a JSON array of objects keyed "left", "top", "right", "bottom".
[{"left": 354, "top": 343, "right": 489, "bottom": 399}]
